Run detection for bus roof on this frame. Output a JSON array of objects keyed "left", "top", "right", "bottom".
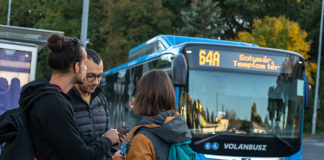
[
  {"left": 105, "top": 45, "right": 181, "bottom": 75},
  {"left": 106, "top": 35, "right": 259, "bottom": 75},
  {"left": 129, "top": 35, "right": 258, "bottom": 54}
]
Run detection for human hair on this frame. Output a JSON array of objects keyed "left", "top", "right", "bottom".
[
  {"left": 86, "top": 49, "right": 102, "bottom": 65},
  {"left": 47, "top": 33, "right": 84, "bottom": 73},
  {"left": 135, "top": 69, "right": 177, "bottom": 116}
]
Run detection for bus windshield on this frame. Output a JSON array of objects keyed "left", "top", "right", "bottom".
[{"left": 180, "top": 69, "right": 304, "bottom": 138}]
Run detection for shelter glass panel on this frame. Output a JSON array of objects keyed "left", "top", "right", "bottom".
[{"left": 0, "top": 48, "right": 32, "bottom": 115}]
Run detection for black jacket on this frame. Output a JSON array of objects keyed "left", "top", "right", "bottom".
[
  {"left": 24, "top": 80, "right": 112, "bottom": 160},
  {"left": 68, "top": 87, "right": 112, "bottom": 160}
]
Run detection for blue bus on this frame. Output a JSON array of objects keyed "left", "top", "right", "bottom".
[{"left": 101, "top": 35, "right": 312, "bottom": 160}]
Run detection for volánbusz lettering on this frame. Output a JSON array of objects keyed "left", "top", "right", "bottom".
[{"left": 224, "top": 143, "right": 267, "bottom": 151}]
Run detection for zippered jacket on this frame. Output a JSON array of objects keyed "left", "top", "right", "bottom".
[
  {"left": 68, "top": 87, "right": 112, "bottom": 160},
  {"left": 24, "top": 79, "right": 112, "bottom": 160}
]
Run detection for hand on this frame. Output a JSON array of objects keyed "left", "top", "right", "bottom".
[
  {"left": 103, "top": 129, "right": 119, "bottom": 145},
  {"left": 112, "top": 134, "right": 127, "bottom": 147},
  {"left": 112, "top": 150, "right": 123, "bottom": 159}
]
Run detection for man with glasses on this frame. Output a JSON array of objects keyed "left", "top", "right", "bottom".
[{"left": 69, "top": 49, "right": 120, "bottom": 160}]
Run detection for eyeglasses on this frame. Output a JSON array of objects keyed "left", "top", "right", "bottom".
[
  {"left": 69, "top": 37, "right": 83, "bottom": 69},
  {"left": 86, "top": 74, "right": 106, "bottom": 82}
]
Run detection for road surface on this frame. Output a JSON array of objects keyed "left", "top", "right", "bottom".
[{"left": 302, "top": 137, "right": 324, "bottom": 160}]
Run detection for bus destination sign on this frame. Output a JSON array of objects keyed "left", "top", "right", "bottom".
[
  {"left": 233, "top": 54, "right": 280, "bottom": 70},
  {"left": 198, "top": 49, "right": 282, "bottom": 72}
]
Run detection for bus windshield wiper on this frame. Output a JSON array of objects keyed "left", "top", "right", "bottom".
[
  {"left": 194, "top": 133, "right": 238, "bottom": 145},
  {"left": 246, "top": 133, "right": 293, "bottom": 150},
  {"left": 194, "top": 132, "right": 294, "bottom": 150}
]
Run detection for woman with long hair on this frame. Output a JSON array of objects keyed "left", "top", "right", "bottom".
[{"left": 113, "top": 69, "right": 194, "bottom": 160}]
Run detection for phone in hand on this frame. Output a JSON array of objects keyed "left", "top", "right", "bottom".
[{"left": 117, "top": 126, "right": 129, "bottom": 138}]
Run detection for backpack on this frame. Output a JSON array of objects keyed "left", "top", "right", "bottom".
[
  {"left": 167, "top": 140, "right": 195, "bottom": 160},
  {"left": 0, "top": 90, "right": 65, "bottom": 160},
  {"left": 124, "top": 129, "right": 196, "bottom": 160}
]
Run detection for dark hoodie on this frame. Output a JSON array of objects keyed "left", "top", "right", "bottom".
[
  {"left": 114, "top": 110, "right": 192, "bottom": 160},
  {"left": 23, "top": 79, "right": 112, "bottom": 160}
]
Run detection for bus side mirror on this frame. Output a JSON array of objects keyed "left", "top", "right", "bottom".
[
  {"left": 305, "top": 75, "right": 312, "bottom": 110},
  {"left": 172, "top": 54, "right": 187, "bottom": 86}
]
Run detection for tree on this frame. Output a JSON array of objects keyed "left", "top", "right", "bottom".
[
  {"left": 34, "top": 0, "right": 105, "bottom": 46},
  {"left": 218, "top": 0, "right": 303, "bottom": 40},
  {"left": 178, "top": 0, "right": 224, "bottom": 38},
  {"left": 298, "top": 0, "right": 324, "bottom": 134},
  {"left": 162, "top": 0, "right": 191, "bottom": 29},
  {"left": 100, "top": 0, "right": 175, "bottom": 70},
  {"left": 264, "top": 114, "right": 269, "bottom": 125},
  {"left": 206, "top": 108, "right": 210, "bottom": 123},
  {"left": 228, "top": 110, "right": 240, "bottom": 126},
  {"left": 251, "top": 103, "right": 262, "bottom": 123},
  {"left": 237, "top": 16, "right": 317, "bottom": 84},
  {"left": 0, "top": 0, "right": 45, "bottom": 27},
  {"left": 32, "top": 0, "right": 106, "bottom": 80},
  {"left": 35, "top": 48, "right": 52, "bottom": 81},
  {"left": 298, "top": 0, "right": 322, "bottom": 67},
  {"left": 211, "top": 112, "right": 214, "bottom": 123}
]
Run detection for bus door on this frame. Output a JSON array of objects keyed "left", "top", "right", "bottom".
[{"left": 114, "top": 69, "right": 126, "bottom": 128}]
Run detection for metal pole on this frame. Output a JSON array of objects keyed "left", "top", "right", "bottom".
[
  {"left": 7, "top": 0, "right": 12, "bottom": 25},
  {"left": 81, "top": 0, "right": 89, "bottom": 49},
  {"left": 312, "top": 0, "right": 324, "bottom": 135}
]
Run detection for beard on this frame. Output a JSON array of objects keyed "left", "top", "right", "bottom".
[
  {"left": 80, "top": 84, "right": 97, "bottom": 94},
  {"left": 75, "top": 76, "right": 85, "bottom": 84},
  {"left": 75, "top": 69, "right": 85, "bottom": 84}
]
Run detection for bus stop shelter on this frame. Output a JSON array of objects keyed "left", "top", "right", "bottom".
[
  {"left": 0, "top": 24, "right": 64, "bottom": 115},
  {"left": 0, "top": 24, "right": 64, "bottom": 82}
]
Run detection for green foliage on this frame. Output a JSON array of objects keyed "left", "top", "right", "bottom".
[
  {"left": 33, "top": 0, "right": 105, "bottom": 80},
  {"left": 218, "top": 0, "right": 302, "bottom": 40},
  {"left": 178, "top": 0, "right": 224, "bottom": 38},
  {"left": 298, "top": 0, "right": 324, "bottom": 134},
  {"left": 35, "top": 48, "right": 51, "bottom": 81},
  {"left": 162, "top": 0, "right": 192, "bottom": 29},
  {"left": 100, "top": 0, "right": 175, "bottom": 70},
  {"left": 0, "top": 0, "right": 45, "bottom": 27},
  {"left": 299, "top": 0, "right": 321, "bottom": 60},
  {"left": 31, "top": 0, "right": 82, "bottom": 81},
  {"left": 297, "top": 0, "right": 318, "bottom": 6},
  {"left": 304, "top": 71, "right": 324, "bottom": 134},
  {"left": 34, "top": 0, "right": 83, "bottom": 37},
  {"left": 1, "top": 0, "right": 176, "bottom": 79}
]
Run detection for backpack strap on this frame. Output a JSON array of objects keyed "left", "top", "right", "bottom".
[
  {"left": 0, "top": 90, "right": 66, "bottom": 145},
  {"left": 98, "top": 93, "right": 109, "bottom": 131},
  {"left": 124, "top": 127, "right": 142, "bottom": 158}
]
